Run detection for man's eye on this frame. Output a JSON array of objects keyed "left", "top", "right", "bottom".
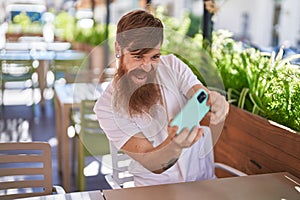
[
  {"left": 133, "top": 55, "right": 142, "bottom": 60},
  {"left": 152, "top": 55, "right": 160, "bottom": 60}
]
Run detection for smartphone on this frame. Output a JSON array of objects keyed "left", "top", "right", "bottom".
[{"left": 170, "top": 89, "right": 210, "bottom": 135}]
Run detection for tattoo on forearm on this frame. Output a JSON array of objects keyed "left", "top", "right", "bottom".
[{"left": 162, "top": 158, "right": 178, "bottom": 171}]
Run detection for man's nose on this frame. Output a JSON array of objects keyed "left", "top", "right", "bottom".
[{"left": 141, "top": 59, "right": 152, "bottom": 72}]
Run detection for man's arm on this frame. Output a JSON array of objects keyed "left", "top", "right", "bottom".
[
  {"left": 121, "top": 125, "right": 203, "bottom": 174},
  {"left": 120, "top": 84, "right": 206, "bottom": 174},
  {"left": 121, "top": 83, "right": 229, "bottom": 174}
]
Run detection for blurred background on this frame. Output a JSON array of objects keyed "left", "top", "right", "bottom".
[{"left": 1, "top": 0, "right": 299, "bottom": 50}]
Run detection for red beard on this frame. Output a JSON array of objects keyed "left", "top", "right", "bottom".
[{"left": 114, "top": 65, "right": 162, "bottom": 116}]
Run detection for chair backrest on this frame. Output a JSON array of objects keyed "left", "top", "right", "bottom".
[
  {"left": 53, "top": 58, "right": 90, "bottom": 83},
  {"left": 1, "top": 60, "right": 34, "bottom": 82},
  {"left": 74, "top": 99, "right": 111, "bottom": 191},
  {"left": 108, "top": 141, "right": 134, "bottom": 188},
  {"left": 0, "top": 142, "right": 53, "bottom": 200},
  {"left": 79, "top": 100, "right": 110, "bottom": 156}
]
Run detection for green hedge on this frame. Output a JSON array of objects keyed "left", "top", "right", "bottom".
[{"left": 157, "top": 7, "right": 300, "bottom": 132}]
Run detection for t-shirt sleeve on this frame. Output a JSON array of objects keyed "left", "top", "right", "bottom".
[{"left": 93, "top": 84, "right": 140, "bottom": 150}]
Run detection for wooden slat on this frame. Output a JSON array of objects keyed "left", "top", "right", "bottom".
[
  {"left": 0, "top": 155, "right": 44, "bottom": 163},
  {"left": 0, "top": 142, "right": 50, "bottom": 151},
  {"left": 0, "top": 167, "right": 44, "bottom": 176},
  {"left": 0, "top": 191, "right": 47, "bottom": 200},
  {"left": 0, "top": 180, "right": 45, "bottom": 190},
  {"left": 214, "top": 105, "right": 300, "bottom": 178}
]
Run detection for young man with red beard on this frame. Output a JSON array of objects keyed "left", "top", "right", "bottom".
[{"left": 94, "top": 10, "right": 229, "bottom": 187}]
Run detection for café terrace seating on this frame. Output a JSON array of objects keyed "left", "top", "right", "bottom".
[
  {"left": 0, "top": 142, "right": 65, "bottom": 200},
  {"left": 0, "top": 59, "right": 37, "bottom": 106}
]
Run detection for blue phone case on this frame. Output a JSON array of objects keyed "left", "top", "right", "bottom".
[{"left": 170, "top": 89, "right": 210, "bottom": 135}]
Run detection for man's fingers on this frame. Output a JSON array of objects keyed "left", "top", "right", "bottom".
[
  {"left": 173, "top": 128, "right": 190, "bottom": 144},
  {"left": 173, "top": 126, "right": 203, "bottom": 148},
  {"left": 186, "top": 126, "right": 198, "bottom": 144},
  {"left": 168, "top": 124, "right": 178, "bottom": 138},
  {"left": 191, "top": 128, "right": 204, "bottom": 145}
]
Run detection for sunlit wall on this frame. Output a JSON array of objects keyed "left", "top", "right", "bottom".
[{"left": 213, "top": 0, "right": 300, "bottom": 48}]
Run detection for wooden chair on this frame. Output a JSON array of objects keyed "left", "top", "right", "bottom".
[
  {"left": 72, "top": 100, "right": 111, "bottom": 191},
  {"left": 0, "top": 142, "right": 65, "bottom": 200}
]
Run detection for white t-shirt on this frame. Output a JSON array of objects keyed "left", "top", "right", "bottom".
[{"left": 94, "top": 54, "right": 215, "bottom": 186}]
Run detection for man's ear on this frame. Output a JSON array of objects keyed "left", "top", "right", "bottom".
[{"left": 115, "top": 42, "right": 120, "bottom": 54}]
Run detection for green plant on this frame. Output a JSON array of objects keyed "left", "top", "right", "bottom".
[
  {"left": 158, "top": 8, "right": 225, "bottom": 92},
  {"left": 186, "top": 12, "right": 202, "bottom": 38},
  {"left": 156, "top": 9, "right": 300, "bottom": 132},
  {"left": 54, "top": 11, "right": 76, "bottom": 41},
  {"left": 12, "top": 11, "right": 31, "bottom": 26},
  {"left": 73, "top": 22, "right": 116, "bottom": 47},
  {"left": 209, "top": 30, "right": 300, "bottom": 132},
  {"left": 7, "top": 11, "right": 42, "bottom": 34},
  {"left": 260, "top": 52, "right": 300, "bottom": 131}
]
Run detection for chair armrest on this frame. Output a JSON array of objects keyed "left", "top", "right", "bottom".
[
  {"left": 105, "top": 174, "right": 122, "bottom": 189},
  {"left": 52, "top": 185, "right": 66, "bottom": 194},
  {"left": 214, "top": 162, "right": 248, "bottom": 177}
]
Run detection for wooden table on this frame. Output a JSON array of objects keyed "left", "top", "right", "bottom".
[
  {"left": 15, "top": 190, "right": 104, "bottom": 200},
  {"left": 103, "top": 172, "right": 300, "bottom": 200},
  {"left": 14, "top": 172, "right": 299, "bottom": 200},
  {"left": 54, "top": 82, "right": 104, "bottom": 192}
]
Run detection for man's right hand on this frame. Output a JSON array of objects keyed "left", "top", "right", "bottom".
[{"left": 169, "top": 125, "right": 204, "bottom": 149}]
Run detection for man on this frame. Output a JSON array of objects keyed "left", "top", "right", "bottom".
[{"left": 94, "top": 9, "right": 229, "bottom": 187}]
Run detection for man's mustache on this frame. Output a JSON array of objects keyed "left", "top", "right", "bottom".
[{"left": 128, "top": 64, "right": 155, "bottom": 76}]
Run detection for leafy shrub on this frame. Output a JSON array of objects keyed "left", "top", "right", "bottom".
[
  {"left": 7, "top": 11, "right": 42, "bottom": 34},
  {"left": 54, "top": 11, "right": 76, "bottom": 41},
  {"left": 157, "top": 9, "right": 300, "bottom": 132},
  {"left": 210, "top": 30, "right": 300, "bottom": 132}
]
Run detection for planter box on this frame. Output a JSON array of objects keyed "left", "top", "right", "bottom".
[
  {"left": 214, "top": 105, "right": 300, "bottom": 178},
  {"left": 6, "top": 33, "right": 43, "bottom": 42}
]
